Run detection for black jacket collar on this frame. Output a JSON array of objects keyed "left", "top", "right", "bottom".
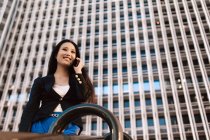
[
  {"left": 43, "top": 74, "right": 74, "bottom": 96},
  {"left": 43, "top": 75, "right": 55, "bottom": 94}
]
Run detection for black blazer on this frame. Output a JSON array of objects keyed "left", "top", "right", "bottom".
[{"left": 19, "top": 74, "right": 90, "bottom": 132}]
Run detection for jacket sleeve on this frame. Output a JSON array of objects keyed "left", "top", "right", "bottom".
[
  {"left": 19, "top": 77, "right": 41, "bottom": 132},
  {"left": 74, "top": 74, "right": 91, "bottom": 102}
]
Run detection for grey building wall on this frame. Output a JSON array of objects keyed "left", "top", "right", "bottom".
[{"left": 0, "top": 0, "right": 19, "bottom": 50}]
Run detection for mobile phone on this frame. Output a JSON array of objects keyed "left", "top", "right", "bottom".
[{"left": 73, "top": 59, "right": 80, "bottom": 67}]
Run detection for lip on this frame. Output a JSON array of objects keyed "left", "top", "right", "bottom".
[{"left": 63, "top": 57, "right": 71, "bottom": 61}]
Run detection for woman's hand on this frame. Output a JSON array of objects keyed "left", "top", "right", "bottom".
[{"left": 73, "top": 58, "right": 84, "bottom": 74}]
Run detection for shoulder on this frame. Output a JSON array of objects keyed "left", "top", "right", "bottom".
[{"left": 34, "top": 75, "right": 54, "bottom": 83}]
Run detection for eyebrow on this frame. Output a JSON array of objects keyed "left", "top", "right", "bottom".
[{"left": 62, "top": 46, "right": 76, "bottom": 51}]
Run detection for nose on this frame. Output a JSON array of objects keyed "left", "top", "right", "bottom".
[{"left": 64, "top": 53, "right": 70, "bottom": 57}]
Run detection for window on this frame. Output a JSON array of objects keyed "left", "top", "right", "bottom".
[
  {"left": 137, "top": 11, "right": 141, "bottom": 18},
  {"left": 85, "top": 55, "right": 89, "bottom": 61},
  {"left": 121, "top": 36, "right": 126, "bottom": 45},
  {"left": 157, "top": 98, "right": 163, "bottom": 105},
  {"left": 103, "top": 39, "right": 108, "bottom": 46},
  {"left": 94, "top": 86, "right": 99, "bottom": 95},
  {"left": 131, "top": 51, "right": 136, "bottom": 57},
  {"left": 124, "top": 100, "right": 129, "bottom": 108},
  {"left": 94, "top": 69, "right": 98, "bottom": 75},
  {"left": 120, "top": 12, "right": 124, "bottom": 20},
  {"left": 152, "top": 64, "right": 157, "bottom": 71},
  {"left": 103, "top": 101, "right": 108, "bottom": 109},
  {"left": 128, "top": 11, "right": 132, "bottom": 19},
  {"left": 136, "top": 119, "right": 142, "bottom": 127},
  {"left": 143, "top": 80, "right": 150, "bottom": 91},
  {"left": 128, "top": 2, "right": 132, "bottom": 8},
  {"left": 103, "top": 84, "right": 109, "bottom": 95},
  {"left": 125, "top": 119, "right": 131, "bottom": 128},
  {"left": 182, "top": 115, "right": 190, "bottom": 124},
  {"left": 171, "top": 116, "right": 177, "bottom": 125},
  {"left": 112, "top": 39, "right": 117, "bottom": 45},
  {"left": 113, "top": 84, "right": 118, "bottom": 94},
  {"left": 141, "top": 50, "right": 146, "bottom": 57},
  {"left": 122, "top": 67, "right": 127, "bottom": 73},
  {"left": 147, "top": 117, "right": 154, "bottom": 126},
  {"left": 123, "top": 83, "right": 129, "bottom": 92},
  {"left": 102, "top": 121, "right": 108, "bottom": 129},
  {"left": 195, "top": 114, "right": 202, "bottom": 123},
  {"left": 154, "top": 80, "right": 160, "bottom": 90},
  {"left": 111, "top": 2, "right": 115, "bottom": 10},
  {"left": 113, "top": 68, "right": 117, "bottom": 73},
  {"left": 133, "top": 82, "right": 139, "bottom": 92},
  {"left": 94, "top": 54, "right": 98, "bottom": 60},
  {"left": 142, "top": 64, "right": 147, "bottom": 71},
  {"left": 135, "top": 99, "right": 140, "bottom": 107},
  {"left": 159, "top": 117, "right": 166, "bottom": 125},
  {"left": 103, "top": 68, "right": 108, "bottom": 74},
  {"left": 113, "top": 52, "right": 117, "bottom": 59},
  {"left": 91, "top": 121, "right": 97, "bottom": 130},
  {"left": 104, "top": 14, "right": 108, "bottom": 22},
  {"left": 168, "top": 97, "right": 174, "bottom": 104},
  {"left": 113, "top": 101, "right": 118, "bottom": 108},
  {"left": 146, "top": 98, "right": 151, "bottom": 106},
  {"left": 103, "top": 53, "right": 108, "bottom": 59}
]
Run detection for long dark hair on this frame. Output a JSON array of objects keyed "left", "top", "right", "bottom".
[{"left": 47, "top": 39, "right": 95, "bottom": 103}]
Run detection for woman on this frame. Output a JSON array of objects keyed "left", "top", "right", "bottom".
[{"left": 19, "top": 39, "right": 95, "bottom": 135}]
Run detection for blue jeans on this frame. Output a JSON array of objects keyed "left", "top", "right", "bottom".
[{"left": 31, "top": 112, "right": 80, "bottom": 135}]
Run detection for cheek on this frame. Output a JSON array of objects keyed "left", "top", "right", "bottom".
[
  {"left": 56, "top": 53, "right": 62, "bottom": 61},
  {"left": 73, "top": 54, "right": 76, "bottom": 59}
]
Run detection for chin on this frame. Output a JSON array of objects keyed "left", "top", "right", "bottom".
[{"left": 60, "top": 62, "right": 71, "bottom": 67}]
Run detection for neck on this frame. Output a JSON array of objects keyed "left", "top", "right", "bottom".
[{"left": 54, "top": 64, "right": 69, "bottom": 77}]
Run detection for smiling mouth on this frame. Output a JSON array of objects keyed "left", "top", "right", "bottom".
[{"left": 63, "top": 57, "right": 71, "bottom": 61}]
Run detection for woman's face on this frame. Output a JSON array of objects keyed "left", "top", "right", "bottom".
[{"left": 56, "top": 42, "right": 76, "bottom": 67}]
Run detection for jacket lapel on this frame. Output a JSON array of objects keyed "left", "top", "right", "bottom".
[{"left": 44, "top": 75, "right": 55, "bottom": 94}]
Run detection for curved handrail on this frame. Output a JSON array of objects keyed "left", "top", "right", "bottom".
[{"left": 48, "top": 103, "right": 123, "bottom": 140}]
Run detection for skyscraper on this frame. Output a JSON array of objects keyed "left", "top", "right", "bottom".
[
  {"left": 0, "top": 0, "right": 19, "bottom": 49},
  {"left": 0, "top": 0, "right": 210, "bottom": 140}
]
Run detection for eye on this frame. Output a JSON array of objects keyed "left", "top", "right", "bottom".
[{"left": 62, "top": 48, "right": 68, "bottom": 51}]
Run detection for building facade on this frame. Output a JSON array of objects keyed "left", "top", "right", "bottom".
[
  {"left": 0, "top": 0, "right": 210, "bottom": 140},
  {"left": 0, "top": 0, "right": 19, "bottom": 50}
]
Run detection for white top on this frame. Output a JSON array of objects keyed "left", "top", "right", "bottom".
[{"left": 53, "top": 84, "right": 70, "bottom": 112}]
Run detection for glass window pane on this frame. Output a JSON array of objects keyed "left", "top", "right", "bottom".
[
  {"left": 135, "top": 99, "right": 140, "bottom": 107},
  {"left": 91, "top": 121, "right": 97, "bottom": 130},
  {"left": 124, "top": 100, "right": 129, "bottom": 107},
  {"left": 102, "top": 121, "right": 108, "bottom": 129},
  {"left": 103, "top": 85, "right": 108, "bottom": 95},
  {"left": 103, "top": 101, "right": 108, "bottom": 109},
  {"left": 157, "top": 98, "right": 162, "bottom": 105},
  {"left": 171, "top": 116, "right": 177, "bottom": 124},
  {"left": 113, "top": 84, "right": 118, "bottom": 94},
  {"left": 148, "top": 117, "right": 154, "bottom": 126},
  {"left": 159, "top": 117, "right": 166, "bottom": 125},
  {"left": 94, "top": 86, "right": 99, "bottom": 95},
  {"left": 113, "top": 68, "right": 117, "bottom": 73},
  {"left": 122, "top": 67, "right": 127, "bottom": 72},
  {"left": 113, "top": 101, "right": 118, "bottom": 108},
  {"left": 94, "top": 69, "right": 98, "bottom": 75},
  {"left": 125, "top": 119, "right": 131, "bottom": 128},
  {"left": 133, "top": 82, "right": 139, "bottom": 92},
  {"left": 103, "top": 68, "right": 108, "bottom": 74},
  {"left": 154, "top": 80, "right": 160, "bottom": 90},
  {"left": 123, "top": 83, "right": 129, "bottom": 92},
  {"left": 146, "top": 98, "right": 151, "bottom": 106},
  {"left": 136, "top": 119, "right": 142, "bottom": 127},
  {"left": 144, "top": 80, "right": 150, "bottom": 91}
]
